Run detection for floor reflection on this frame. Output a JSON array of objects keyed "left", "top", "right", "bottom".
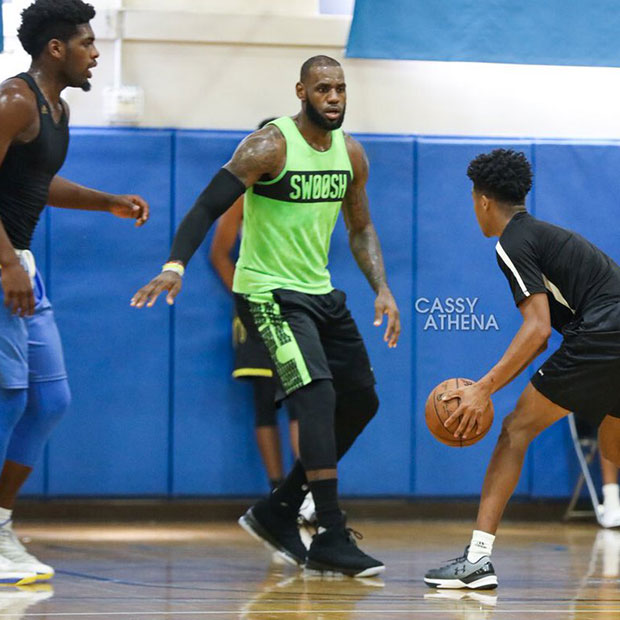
[
  {"left": 424, "top": 589, "right": 498, "bottom": 620},
  {"left": 239, "top": 567, "right": 384, "bottom": 619},
  {"left": 0, "top": 583, "right": 53, "bottom": 619}
]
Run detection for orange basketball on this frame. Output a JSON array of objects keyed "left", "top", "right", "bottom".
[{"left": 425, "top": 377, "right": 494, "bottom": 447}]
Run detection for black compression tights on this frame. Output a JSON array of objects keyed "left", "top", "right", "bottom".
[
  {"left": 252, "top": 378, "right": 278, "bottom": 428},
  {"left": 270, "top": 381, "right": 380, "bottom": 511},
  {"left": 334, "top": 385, "right": 379, "bottom": 459},
  {"left": 284, "top": 381, "right": 380, "bottom": 473},
  {"left": 286, "top": 379, "right": 337, "bottom": 470}
]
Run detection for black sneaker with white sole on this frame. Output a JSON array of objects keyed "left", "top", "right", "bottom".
[
  {"left": 424, "top": 546, "right": 498, "bottom": 590},
  {"left": 305, "top": 521, "right": 385, "bottom": 578},
  {"left": 238, "top": 498, "right": 307, "bottom": 566}
]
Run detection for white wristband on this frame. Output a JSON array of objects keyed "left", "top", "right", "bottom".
[{"left": 162, "top": 262, "right": 185, "bottom": 277}]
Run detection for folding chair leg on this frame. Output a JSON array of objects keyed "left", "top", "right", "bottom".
[
  {"left": 565, "top": 413, "right": 604, "bottom": 526},
  {"left": 565, "top": 469, "right": 587, "bottom": 518}
]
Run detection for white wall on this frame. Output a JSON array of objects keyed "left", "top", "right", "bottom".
[{"left": 3, "top": 0, "right": 620, "bottom": 138}]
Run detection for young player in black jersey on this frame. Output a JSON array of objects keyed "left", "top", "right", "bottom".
[
  {"left": 424, "top": 149, "right": 620, "bottom": 590},
  {"left": 0, "top": 0, "right": 148, "bottom": 584}
]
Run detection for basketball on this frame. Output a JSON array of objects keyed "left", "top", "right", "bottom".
[{"left": 425, "top": 378, "right": 494, "bottom": 447}]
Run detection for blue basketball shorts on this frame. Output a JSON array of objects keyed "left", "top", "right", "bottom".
[{"left": 0, "top": 267, "right": 67, "bottom": 389}]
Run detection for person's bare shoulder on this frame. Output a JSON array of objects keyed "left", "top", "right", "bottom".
[
  {"left": 344, "top": 133, "right": 369, "bottom": 182},
  {"left": 0, "top": 78, "right": 39, "bottom": 140},
  {"left": 0, "top": 78, "right": 37, "bottom": 115},
  {"left": 225, "top": 123, "right": 286, "bottom": 187}
]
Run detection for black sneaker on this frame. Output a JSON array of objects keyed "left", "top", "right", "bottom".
[
  {"left": 424, "top": 546, "right": 498, "bottom": 590},
  {"left": 305, "top": 521, "right": 385, "bottom": 578},
  {"left": 238, "top": 499, "right": 307, "bottom": 566}
]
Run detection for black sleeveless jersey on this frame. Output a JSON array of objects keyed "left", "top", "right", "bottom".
[{"left": 0, "top": 73, "right": 70, "bottom": 250}]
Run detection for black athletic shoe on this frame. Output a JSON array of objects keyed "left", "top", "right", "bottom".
[
  {"left": 305, "top": 521, "right": 385, "bottom": 578},
  {"left": 238, "top": 499, "right": 307, "bottom": 566},
  {"left": 424, "top": 546, "right": 498, "bottom": 590}
]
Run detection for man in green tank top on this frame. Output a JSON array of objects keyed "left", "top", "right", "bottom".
[{"left": 132, "top": 56, "right": 400, "bottom": 578}]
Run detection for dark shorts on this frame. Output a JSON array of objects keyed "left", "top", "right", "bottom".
[
  {"left": 231, "top": 315, "right": 274, "bottom": 380},
  {"left": 531, "top": 329, "right": 620, "bottom": 427},
  {"left": 234, "top": 288, "right": 376, "bottom": 400}
]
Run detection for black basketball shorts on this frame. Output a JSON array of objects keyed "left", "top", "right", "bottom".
[
  {"left": 231, "top": 314, "right": 274, "bottom": 380},
  {"left": 234, "top": 288, "right": 376, "bottom": 400},
  {"left": 531, "top": 330, "right": 620, "bottom": 427}
]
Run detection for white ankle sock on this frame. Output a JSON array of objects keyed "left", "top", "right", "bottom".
[
  {"left": 0, "top": 508, "right": 12, "bottom": 528},
  {"left": 602, "top": 484, "right": 620, "bottom": 512},
  {"left": 467, "top": 530, "right": 495, "bottom": 562}
]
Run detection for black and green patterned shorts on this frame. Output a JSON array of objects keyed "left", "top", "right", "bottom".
[{"left": 234, "top": 288, "right": 375, "bottom": 399}]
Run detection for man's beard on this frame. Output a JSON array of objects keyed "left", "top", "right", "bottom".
[
  {"left": 80, "top": 80, "right": 92, "bottom": 92},
  {"left": 306, "top": 98, "right": 345, "bottom": 130}
]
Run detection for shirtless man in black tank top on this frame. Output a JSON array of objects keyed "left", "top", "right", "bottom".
[{"left": 0, "top": 0, "right": 149, "bottom": 584}]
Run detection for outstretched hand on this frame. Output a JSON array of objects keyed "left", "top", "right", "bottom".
[
  {"left": 109, "top": 194, "right": 150, "bottom": 227},
  {"left": 442, "top": 382, "right": 492, "bottom": 439},
  {"left": 131, "top": 271, "right": 182, "bottom": 308},
  {"left": 374, "top": 286, "right": 400, "bottom": 348}
]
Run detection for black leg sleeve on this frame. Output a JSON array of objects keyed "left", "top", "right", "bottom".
[
  {"left": 286, "top": 379, "right": 337, "bottom": 471},
  {"left": 252, "top": 378, "right": 278, "bottom": 427},
  {"left": 334, "top": 386, "right": 380, "bottom": 460}
]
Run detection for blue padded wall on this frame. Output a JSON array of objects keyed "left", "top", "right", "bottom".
[
  {"left": 17, "top": 127, "right": 617, "bottom": 499},
  {"left": 533, "top": 143, "right": 620, "bottom": 259},
  {"left": 329, "top": 136, "right": 415, "bottom": 495},
  {"left": 46, "top": 129, "right": 173, "bottom": 495}
]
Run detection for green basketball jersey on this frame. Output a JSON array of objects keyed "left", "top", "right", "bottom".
[{"left": 232, "top": 116, "right": 353, "bottom": 295}]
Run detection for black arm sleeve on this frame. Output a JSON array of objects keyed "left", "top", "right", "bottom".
[{"left": 168, "top": 168, "right": 246, "bottom": 265}]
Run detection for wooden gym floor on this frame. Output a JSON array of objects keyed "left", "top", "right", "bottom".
[{"left": 2, "top": 519, "right": 618, "bottom": 618}]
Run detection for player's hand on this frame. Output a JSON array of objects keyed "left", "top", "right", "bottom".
[
  {"left": 131, "top": 271, "right": 182, "bottom": 308},
  {"left": 0, "top": 261, "right": 34, "bottom": 317},
  {"left": 443, "top": 382, "right": 491, "bottom": 439},
  {"left": 108, "top": 194, "right": 150, "bottom": 227},
  {"left": 374, "top": 286, "right": 400, "bottom": 348}
]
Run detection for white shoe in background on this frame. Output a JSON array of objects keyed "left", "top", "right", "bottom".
[
  {"left": 0, "top": 524, "right": 54, "bottom": 581},
  {"left": 0, "top": 554, "right": 36, "bottom": 586},
  {"left": 600, "top": 507, "right": 620, "bottom": 529}
]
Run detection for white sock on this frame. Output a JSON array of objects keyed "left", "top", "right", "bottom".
[
  {"left": 467, "top": 530, "right": 495, "bottom": 563},
  {"left": 602, "top": 484, "right": 620, "bottom": 512},
  {"left": 0, "top": 508, "right": 12, "bottom": 528}
]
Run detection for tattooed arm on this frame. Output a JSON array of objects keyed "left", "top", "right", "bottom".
[
  {"left": 224, "top": 124, "right": 286, "bottom": 187},
  {"left": 131, "top": 125, "right": 285, "bottom": 308},
  {"left": 342, "top": 135, "right": 401, "bottom": 347}
]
